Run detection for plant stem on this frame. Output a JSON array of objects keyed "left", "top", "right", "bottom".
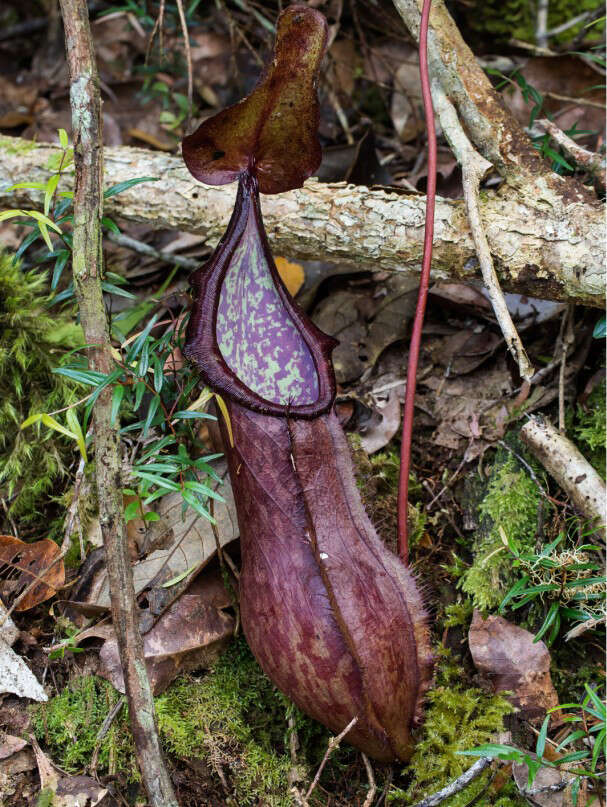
[
  {"left": 397, "top": 0, "right": 436, "bottom": 563},
  {"left": 58, "top": 1, "right": 178, "bottom": 804}
]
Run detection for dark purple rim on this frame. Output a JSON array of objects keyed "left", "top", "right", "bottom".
[{"left": 184, "top": 171, "right": 338, "bottom": 419}]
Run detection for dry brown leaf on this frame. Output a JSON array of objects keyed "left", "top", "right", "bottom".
[
  {"left": 91, "top": 568, "right": 234, "bottom": 694},
  {"left": 31, "top": 735, "right": 108, "bottom": 807},
  {"left": 68, "top": 463, "right": 237, "bottom": 614},
  {"left": 469, "top": 611, "right": 559, "bottom": 718},
  {"left": 0, "top": 535, "right": 64, "bottom": 612},
  {"left": 312, "top": 275, "right": 418, "bottom": 383}
]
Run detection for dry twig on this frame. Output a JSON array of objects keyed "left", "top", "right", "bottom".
[
  {"left": 361, "top": 753, "right": 377, "bottom": 807},
  {"left": 57, "top": 1, "right": 178, "bottom": 804},
  {"left": 305, "top": 716, "right": 359, "bottom": 802},
  {"left": 409, "top": 757, "right": 492, "bottom": 807},
  {"left": 537, "top": 118, "right": 606, "bottom": 190},
  {"left": 431, "top": 82, "right": 534, "bottom": 381},
  {"left": 107, "top": 230, "right": 200, "bottom": 270},
  {"left": 558, "top": 304, "right": 575, "bottom": 432},
  {"left": 174, "top": 0, "right": 193, "bottom": 129}
]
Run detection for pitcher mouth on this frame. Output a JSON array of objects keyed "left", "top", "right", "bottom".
[{"left": 183, "top": 172, "right": 338, "bottom": 419}]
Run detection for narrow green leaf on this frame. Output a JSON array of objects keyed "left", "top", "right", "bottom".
[
  {"left": 20, "top": 413, "right": 43, "bottom": 429},
  {"left": 104, "top": 177, "right": 158, "bottom": 198},
  {"left": 162, "top": 565, "right": 198, "bottom": 588},
  {"left": 44, "top": 174, "right": 60, "bottom": 217},
  {"left": 536, "top": 715, "right": 550, "bottom": 759},
  {"left": 65, "top": 407, "right": 87, "bottom": 461},
  {"left": 41, "top": 413, "right": 78, "bottom": 442},
  {"left": 111, "top": 385, "right": 125, "bottom": 426}
]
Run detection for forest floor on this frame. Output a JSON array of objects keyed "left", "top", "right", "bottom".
[{"left": 0, "top": 0, "right": 605, "bottom": 805}]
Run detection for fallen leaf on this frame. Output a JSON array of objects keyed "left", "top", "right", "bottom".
[
  {"left": 359, "top": 386, "right": 402, "bottom": 454},
  {"left": 0, "top": 535, "right": 65, "bottom": 612},
  {"left": 31, "top": 736, "right": 108, "bottom": 807},
  {"left": 312, "top": 275, "right": 418, "bottom": 383},
  {"left": 68, "top": 463, "right": 237, "bottom": 617},
  {"left": 468, "top": 611, "right": 559, "bottom": 718},
  {"left": 0, "top": 642, "right": 47, "bottom": 702},
  {"left": 82, "top": 567, "right": 235, "bottom": 695}
]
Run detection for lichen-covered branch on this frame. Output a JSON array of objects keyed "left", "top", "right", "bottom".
[
  {"left": 57, "top": 2, "right": 178, "bottom": 805},
  {"left": 0, "top": 136, "right": 603, "bottom": 306},
  {"left": 391, "top": 0, "right": 597, "bottom": 202},
  {"left": 520, "top": 417, "right": 606, "bottom": 538}
]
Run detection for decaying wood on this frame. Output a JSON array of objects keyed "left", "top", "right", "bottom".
[
  {"left": 520, "top": 417, "right": 606, "bottom": 537},
  {"left": 0, "top": 136, "right": 603, "bottom": 306},
  {"left": 57, "top": 1, "right": 178, "bottom": 804}
]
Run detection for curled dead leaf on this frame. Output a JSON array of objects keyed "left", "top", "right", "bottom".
[{"left": 0, "top": 535, "right": 64, "bottom": 611}]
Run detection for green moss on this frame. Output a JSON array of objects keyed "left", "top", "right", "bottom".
[
  {"left": 469, "top": 0, "right": 603, "bottom": 45},
  {"left": 388, "top": 652, "right": 517, "bottom": 806},
  {"left": 31, "top": 676, "right": 134, "bottom": 776},
  {"left": 156, "top": 639, "right": 296, "bottom": 806},
  {"left": 0, "top": 253, "right": 82, "bottom": 526},
  {"left": 459, "top": 456, "right": 540, "bottom": 610},
  {"left": 574, "top": 380, "right": 605, "bottom": 479},
  {"left": 33, "top": 639, "right": 335, "bottom": 805}
]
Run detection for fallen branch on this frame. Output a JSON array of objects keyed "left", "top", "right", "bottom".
[
  {"left": 520, "top": 416, "right": 606, "bottom": 537},
  {"left": 0, "top": 136, "right": 603, "bottom": 306},
  {"left": 409, "top": 757, "right": 492, "bottom": 807},
  {"left": 537, "top": 118, "right": 606, "bottom": 191},
  {"left": 57, "top": 1, "right": 178, "bottom": 805},
  {"left": 432, "top": 82, "right": 534, "bottom": 381}
]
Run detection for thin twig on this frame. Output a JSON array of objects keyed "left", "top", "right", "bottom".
[
  {"left": 175, "top": 0, "right": 193, "bottom": 131},
  {"left": 558, "top": 304, "right": 575, "bottom": 432},
  {"left": 361, "top": 753, "right": 377, "bottom": 807},
  {"left": 432, "top": 82, "right": 534, "bottom": 382},
  {"left": 409, "top": 758, "right": 492, "bottom": 807},
  {"left": 61, "top": 456, "right": 87, "bottom": 553},
  {"left": 305, "top": 716, "right": 359, "bottom": 801},
  {"left": 107, "top": 231, "right": 200, "bottom": 270},
  {"left": 145, "top": 0, "right": 166, "bottom": 63},
  {"left": 57, "top": 1, "right": 178, "bottom": 804},
  {"left": 90, "top": 695, "right": 126, "bottom": 774},
  {"left": 535, "top": 0, "right": 549, "bottom": 48}
]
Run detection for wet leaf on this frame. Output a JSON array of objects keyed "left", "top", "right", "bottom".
[{"left": 182, "top": 5, "right": 328, "bottom": 194}]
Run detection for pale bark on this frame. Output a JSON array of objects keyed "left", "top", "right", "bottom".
[{"left": 0, "top": 136, "right": 603, "bottom": 306}]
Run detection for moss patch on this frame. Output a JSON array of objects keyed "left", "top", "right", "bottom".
[
  {"left": 33, "top": 639, "right": 344, "bottom": 805},
  {"left": 0, "top": 252, "right": 82, "bottom": 528},
  {"left": 389, "top": 652, "right": 519, "bottom": 806},
  {"left": 573, "top": 379, "right": 606, "bottom": 479},
  {"left": 459, "top": 455, "right": 540, "bottom": 610}
]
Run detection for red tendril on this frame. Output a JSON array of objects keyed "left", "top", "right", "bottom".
[{"left": 397, "top": 0, "right": 437, "bottom": 564}]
